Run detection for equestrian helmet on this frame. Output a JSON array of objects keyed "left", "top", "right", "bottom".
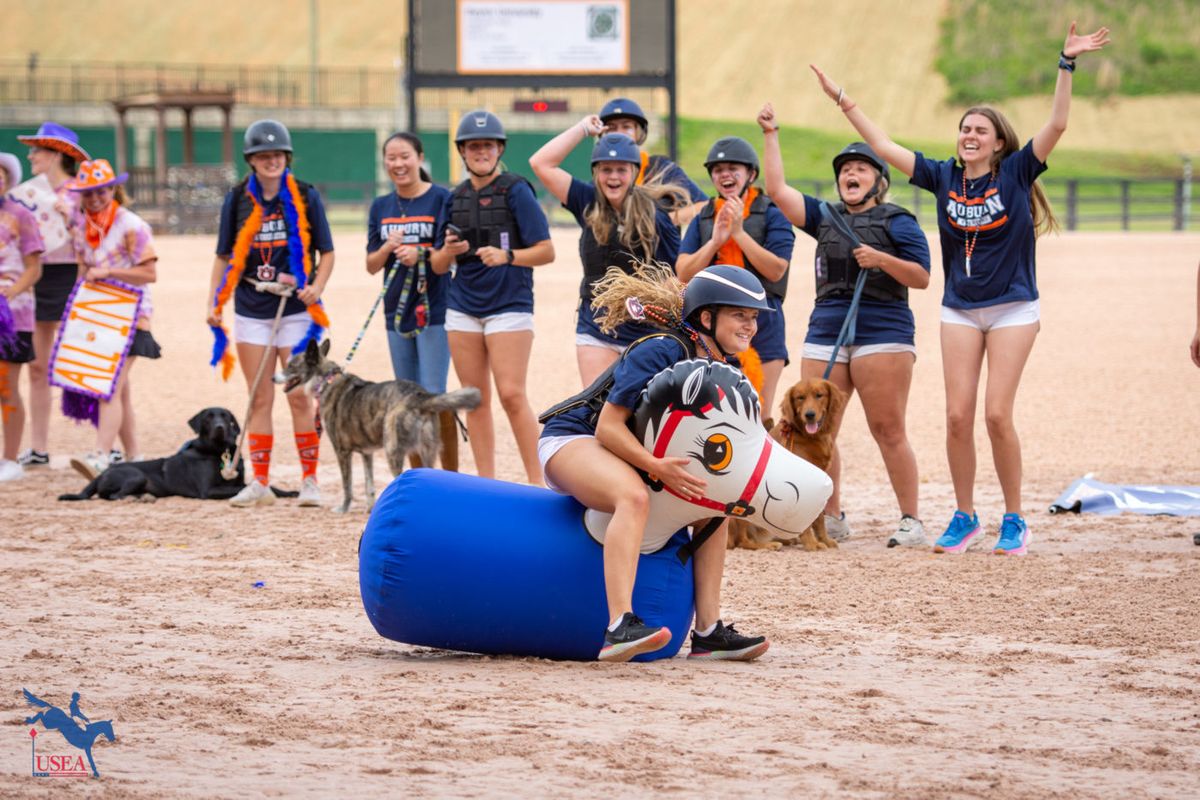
[
  {"left": 243, "top": 120, "right": 293, "bottom": 158},
  {"left": 590, "top": 133, "right": 642, "bottom": 166},
  {"left": 683, "top": 265, "right": 772, "bottom": 324},
  {"left": 455, "top": 110, "right": 507, "bottom": 144},
  {"left": 598, "top": 97, "right": 649, "bottom": 129},
  {"left": 832, "top": 141, "right": 889, "bottom": 183},
  {"left": 704, "top": 136, "right": 760, "bottom": 174}
]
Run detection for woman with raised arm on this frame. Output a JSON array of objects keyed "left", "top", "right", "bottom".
[
  {"left": 811, "top": 22, "right": 1110, "bottom": 556},
  {"left": 529, "top": 117, "right": 686, "bottom": 386},
  {"left": 757, "top": 103, "right": 931, "bottom": 549}
]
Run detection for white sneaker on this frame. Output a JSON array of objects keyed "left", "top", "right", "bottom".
[
  {"left": 230, "top": 480, "right": 275, "bottom": 508},
  {"left": 824, "top": 512, "right": 852, "bottom": 542},
  {"left": 0, "top": 459, "right": 24, "bottom": 481},
  {"left": 69, "top": 451, "right": 109, "bottom": 481},
  {"left": 888, "top": 515, "right": 929, "bottom": 548},
  {"left": 297, "top": 477, "right": 322, "bottom": 507}
]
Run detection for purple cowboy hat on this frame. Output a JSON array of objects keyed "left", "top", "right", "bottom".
[{"left": 17, "top": 122, "right": 91, "bottom": 163}]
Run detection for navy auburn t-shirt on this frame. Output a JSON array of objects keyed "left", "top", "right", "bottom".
[
  {"left": 910, "top": 140, "right": 1047, "bottom": 309},
  {"left": 367, "top": 185, "right": 451, "bottom": 333},
  {"left": 799, "top": 195, "right": 931, "bottom": 345},
  {"left": 215, "top": 184, "right": 335, "bottom": 319},
  {"left": 564, "top": 178, "right": 681, "bottom": 347},
  {"left": 541, "top": 335, "right": 688, "bottom": 438},
  {"left": 435, "top": 177, "right": 550, "bottom": 317}
]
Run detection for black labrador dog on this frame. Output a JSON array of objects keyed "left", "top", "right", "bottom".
[{"left": 59, "top": 407, "right": 249, "bottom": 501}]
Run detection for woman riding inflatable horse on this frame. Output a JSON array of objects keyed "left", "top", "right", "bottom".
[{"left": 539, "top": 263, "right": 822, "bottom": 661}]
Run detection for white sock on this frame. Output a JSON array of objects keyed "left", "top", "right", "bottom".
[
  {"left": 608, "top": 613, "right": 629, "bottom": 632},
  {"left": 696, "top": 621, "right": 718, "bottom": 637}
]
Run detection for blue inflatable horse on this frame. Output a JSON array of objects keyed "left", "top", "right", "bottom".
[{"left": 359, "top": 360, "right": 832, "bottom": 661}]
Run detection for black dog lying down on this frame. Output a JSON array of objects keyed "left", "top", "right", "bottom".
[{"left": 58, "top": 407, "right": 292, "bottom": 502}]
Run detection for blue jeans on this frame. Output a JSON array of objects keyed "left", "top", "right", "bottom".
[{"left": 386, "top": 324, "right": 450, "bottom": 394}]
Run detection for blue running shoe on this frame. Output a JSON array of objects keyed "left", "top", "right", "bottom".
[
  {"left": 993, "top": 513, "right": 1030, "bottom": 556},
  {"left": 933, "top": 510, "right": 981, "bottom": 553}
]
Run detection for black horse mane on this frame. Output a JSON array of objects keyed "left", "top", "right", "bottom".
[{"left": 632, "top": 359, "right": 760, "bottom": 442}]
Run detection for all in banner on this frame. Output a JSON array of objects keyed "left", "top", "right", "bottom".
[{"left": 48, "top": 279, "right": 143, "bottom": 401}]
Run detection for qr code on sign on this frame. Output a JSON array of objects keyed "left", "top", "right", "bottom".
[{"left": 587, "top": 5, "right": 619, "bottom": 40}]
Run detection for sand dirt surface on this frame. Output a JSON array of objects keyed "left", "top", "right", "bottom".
[{"left": 3, "top": 230, "right": 1199, "bottom": 797}]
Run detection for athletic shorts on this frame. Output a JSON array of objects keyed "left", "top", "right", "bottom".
[
  {"left": 537, "top": 433, "right": 592, "bottom": 494},
  {"left": 445, "top": 309, "right": 534, "bottom": 335},
  {"left": 0, "top": 331, "right": 35, "bottom": 364},
  {"left": 235, "top": 311, "right": 313, "bottom": 350},
  {"left": 803, "top": 342, "right": 916, "bottom": 365},
  {"left": 575, "top": 333, "right": 625, "bottom": 353},
  {"left": 35, "top": 263, "right": 78, "bottom": 322},
  {"left": 941, "top": 300, "right": 1040, "bottom": 333}
]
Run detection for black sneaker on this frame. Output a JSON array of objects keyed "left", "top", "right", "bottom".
[
  {"left": 17, "top": 449, "right": 49, "bottom": 468},
  {"left": 688, "top": 620, "right": 769, "bottom": 661},
  {"left": 598, "top": 613, "right": 672, "bottom": 662}
]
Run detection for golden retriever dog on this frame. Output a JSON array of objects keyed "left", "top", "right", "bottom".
[{"left": 728, "top": 377, "right": 847, "bottom": 551}]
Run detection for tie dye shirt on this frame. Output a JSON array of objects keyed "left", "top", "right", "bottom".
[
  {"left": 0, "top": 198, "right": 46, "bottom": 331},
  {"left": 72, "top": 206, "right": 157, "bottom": 322}
]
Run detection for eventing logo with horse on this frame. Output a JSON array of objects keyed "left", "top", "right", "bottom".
[{"left": 23, "top": 688, "right": 115, "bottom": 778}]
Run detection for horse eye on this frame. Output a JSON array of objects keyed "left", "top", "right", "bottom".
[{"left": 702, "top": 433, "right": 733, "bottom": 473}]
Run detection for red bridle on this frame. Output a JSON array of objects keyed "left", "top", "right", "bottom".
[{"left": 648, "top": 401, "right": 773, "bottom": 518}]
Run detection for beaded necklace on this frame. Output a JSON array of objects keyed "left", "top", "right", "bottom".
[{"left": 961, "top": 169, "right": 994, "bottom": 277}]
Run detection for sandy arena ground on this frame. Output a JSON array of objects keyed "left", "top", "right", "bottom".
[{"left": 2, "top": 229, "right": 1199, "bottom": 797}]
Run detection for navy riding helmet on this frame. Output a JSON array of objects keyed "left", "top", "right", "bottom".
[{"left": 684, "top": 265, "right": 772, "bottom": 326}]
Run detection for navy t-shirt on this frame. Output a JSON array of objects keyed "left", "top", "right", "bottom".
[
  {"left": 367, "top": 185, "right": 451, "bottom": 333},
  {"left": 644, "top": 154, "right": 708, "bottom": 204},
  {"left": 541, "top": 335, "right": 688, "bottom": 437},
  {"left": 564, "top": 178, "right": 681, "bottom": 347},
  {"left": 911, "top": 140, "right": 1047, "bottom": 309},
  {"left": 437, "top": 177, "right": 550, "bottom": 317},
  {"left": 679, "top": 197, "right": 796, "bottom": 294},
  {"left": 799, "top": 195, "right": 931, "bottom": 345},
  {"left": 215, "top": 184, "right": 335, "bottom": 319}
]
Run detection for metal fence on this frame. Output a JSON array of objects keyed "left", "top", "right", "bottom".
[{"left": 0, "top": 59, "right": 398, "bottom": 108}]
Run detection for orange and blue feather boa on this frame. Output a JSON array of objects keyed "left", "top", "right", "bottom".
[{"left": 209, "top": 170, "right": 329, "bottom": 380}]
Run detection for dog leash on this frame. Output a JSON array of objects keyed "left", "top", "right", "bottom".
[
  {"left": 819, "top": 201, "right": 868, "bottom": 381},
  {"left": 221, "top": 284, "right": 294, "bottom": 480},
  {"left": 390, "top": 248, "right": 430, "bottom": 340},
  {"left": 342, "top": 252, "right": 408, "bottom": 368}
]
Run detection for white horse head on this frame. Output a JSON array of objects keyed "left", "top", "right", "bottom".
[{"left": 583, "top": 359, "right": 833, "bottom": 551}]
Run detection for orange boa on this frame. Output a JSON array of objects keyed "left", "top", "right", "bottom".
[{"left": 713, "top": 188, "right": 759, "bottom": 268}]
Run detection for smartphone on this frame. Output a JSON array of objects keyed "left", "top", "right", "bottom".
[{"left": 446, "top": 223, "right": 465, "bottom": 239}]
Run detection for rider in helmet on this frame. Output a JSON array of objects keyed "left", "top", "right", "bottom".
[
  {"left": 757, "top": 102, "right": 931, "bottom": 549},
  {"left": 538, "top": 263, "right": 773, "bottom": 663},
  {"left": 207, "top": 118, "right": 336, "bottom": 509},
  {"left": 596, "top": 97, "right": 708, "bottom": 226},
  {"left": 676, "top": 135, "right": 796, "bottom": 421},
  {"left": 530, "top": 118, "right": 691, "bottom": 387},
  {"left": 437, "top": 110, "right": 555, "bottom": 484}
]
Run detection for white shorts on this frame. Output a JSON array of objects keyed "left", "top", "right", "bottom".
[
  {"left": 444, "top": 309, "right": 534, "bottom": 335},
  {"left": 575, "top": 333, "right": 625, "bottom": 353},
  {"left": 537, "top": 434, "right": 592, "bottom": 494},
  {"left": 803, "top": 342, "right": 916, "bottom": 364},
  {"left": 941, "top": 300, "right": 1040, "bottom": 333},
  {"left": 234, "top": 312, "right": 312, "bottom": 350}
]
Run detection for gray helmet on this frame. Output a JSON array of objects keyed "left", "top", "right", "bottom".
[
  {"left": 590, "top": 133, "right": 641, "bottom": 166},
  {"left": 598, "top": 97, "right": 648, "bottom": 129},
  {"left": 455, "top": 110, "right": 507, "bottom": 144},
  {"left": 703, "top": 136, "right": 759, "bottom": 174},
  {"left": 683, "top": 265, "right": 772, "bottom": 326},
  {"left": 243, "top": 120, "right": 293, "bottom": 158},
  {"left": 832, "top": 141, "right": 889, "bottom": 183}
]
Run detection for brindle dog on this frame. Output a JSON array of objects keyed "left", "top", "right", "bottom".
[{"left": 277, "top": 339, "right": 481, "bottom": 513}]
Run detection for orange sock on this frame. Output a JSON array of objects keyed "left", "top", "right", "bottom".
[
  {"left": 295, "top": 431, "right": 319, "bottom": 480},
  {"left": 248, "top": 433, "right": 273, "bottom": 486}
]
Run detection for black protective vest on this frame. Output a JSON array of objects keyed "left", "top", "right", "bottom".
[
  {"left": 449, "top": 172, "right": 531, "bottom": 255},
  {"left": 577, "top": 217, "right": 653, "bottom": 302},
  {"left": 815, "top": 202, "right": 913, "bottom": 304},
  {"left": 538, "top": 331, "right": 694, "bottom": 428},
  {"left": 695, "top": 192, "right": 788, "bottom": 300}
]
